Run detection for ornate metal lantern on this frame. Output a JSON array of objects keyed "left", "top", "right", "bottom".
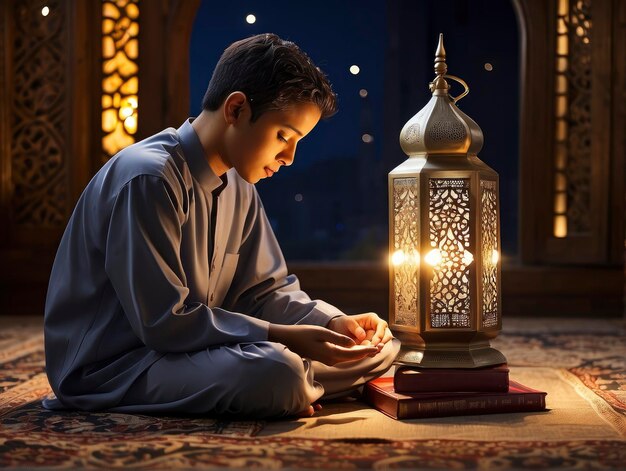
[{"left": 388, "top": 34, "right": 507, "bottom": 368}]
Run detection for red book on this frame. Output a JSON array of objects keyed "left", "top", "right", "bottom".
[
  {"left": 365, "top": 376, "right": 547, "bottom": 420},
  {"left": 394, "top": 364, "right": 510, "bottom": 393}
]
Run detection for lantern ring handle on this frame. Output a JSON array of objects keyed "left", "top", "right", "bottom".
[{"left": 444, "top": 74, "right": 469, "bottom": 104}]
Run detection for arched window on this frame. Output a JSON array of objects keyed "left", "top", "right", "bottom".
[{"left": 189, "top": 0, "right": 520, "bottom": 263}]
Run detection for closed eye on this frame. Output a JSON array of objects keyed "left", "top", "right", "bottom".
[{"left": 277, "top": 132, "right": 288, "bottom": 143}]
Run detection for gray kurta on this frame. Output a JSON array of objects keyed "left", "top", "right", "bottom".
[{"left": 43, "top": 119, "right": 398, "bottom": 417}]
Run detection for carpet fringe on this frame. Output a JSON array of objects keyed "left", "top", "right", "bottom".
[{"left": 557, "top": 368, "right": 626, "bottom": 437}]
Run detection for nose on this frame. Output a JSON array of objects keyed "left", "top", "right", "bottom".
[{"left": 278, "top": 143, "right": 296, "bottom": 166}]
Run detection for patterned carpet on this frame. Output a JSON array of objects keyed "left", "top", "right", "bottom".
[{"left": 0, "top": 316, "right": 624, "bottom": 469}]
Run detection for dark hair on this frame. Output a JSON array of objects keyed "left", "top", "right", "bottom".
[{"left": 202, "top": 33, "right": 337, "bottom": 121}]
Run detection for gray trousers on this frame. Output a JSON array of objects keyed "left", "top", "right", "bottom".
[{"left": 112, "top": 338, "right": 400, "bottom": 418}]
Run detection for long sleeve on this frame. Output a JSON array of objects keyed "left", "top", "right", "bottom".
[
  {"left": 223, "top": 188, "right": 345, "bottom": 327},
  {"left": 105, "top": 175, "right": 270, "bottom": 352}
]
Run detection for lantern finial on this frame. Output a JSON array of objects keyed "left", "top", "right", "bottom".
[
  {"left": 435, "top": 33, "right": 446, "bottom": 59},
  {"left": 431, "top": 33, "right": 448, "bottom": 93}
]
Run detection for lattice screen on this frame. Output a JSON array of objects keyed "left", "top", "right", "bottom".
[
  {"left": 102, "top": 0, "right": 139, "bottom": 162},
  {"left": 553, "top": 0, "right": 592, "bottom": 238}
]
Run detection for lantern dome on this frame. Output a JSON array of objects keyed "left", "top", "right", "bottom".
[{"left": 399, "top": 34, "right": 484, "bottom": 156}]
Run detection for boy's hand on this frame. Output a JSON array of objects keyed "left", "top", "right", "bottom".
[
  {"left": 268, "top": 324, "right": 378, "bottom": 366},
  {"left": 327, "top": 313, "right": 393, "bottom": 352}
]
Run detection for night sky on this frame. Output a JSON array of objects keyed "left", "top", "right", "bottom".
[{"left": 190, "top": 0, "right": 520, "bottom": 262}]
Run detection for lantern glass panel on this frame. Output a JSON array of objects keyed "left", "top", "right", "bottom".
[
  {"left": 428, "top": 178, "right": 471, "bottom": 329},
  {"left": 392, "top": 177, "right": 420, "bottom": 326},
  {"left": 480, "top": 179, "right": 499, "bottom": 328}
]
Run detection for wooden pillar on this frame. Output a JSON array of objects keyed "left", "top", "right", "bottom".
[{"left": 137, "top": 0, "right": 200, "bottom": 139}]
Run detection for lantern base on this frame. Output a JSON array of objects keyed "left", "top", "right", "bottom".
[{"left": 394, "top": 344, "right": 507, "bottom": 369}]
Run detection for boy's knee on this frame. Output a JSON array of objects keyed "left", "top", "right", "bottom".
[
  {"left": 236, "top": 343, "right": 312, "bottom": 417},
  {"left": 258, "top": 342, "right": 308, "bottom": 386}
]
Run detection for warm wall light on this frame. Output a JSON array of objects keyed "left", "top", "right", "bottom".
[
  {"left": 101, "top": 0, "right": 139, "bottom": 162},
  {"left": 388, "top": 34, "right": 506, "bottom": 368}
]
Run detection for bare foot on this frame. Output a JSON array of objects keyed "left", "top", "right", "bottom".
[
  {"left": 297, "top": 405, "right": 315, "bottom": 417},
  {"left": 296, "top": 403, "right": 322, "bottom": 418}
]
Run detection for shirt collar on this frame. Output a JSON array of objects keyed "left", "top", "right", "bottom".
[{"left": 177, "top": 118, "right": 226, "bottom": 193}]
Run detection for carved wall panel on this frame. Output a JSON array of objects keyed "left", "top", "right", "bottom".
[{"left": 10, "top": 0, "right": 68, "bottom": 228}]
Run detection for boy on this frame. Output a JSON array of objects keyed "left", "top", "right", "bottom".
[{"left": 43, "top": 33, "right": 399, "bottom": 418}]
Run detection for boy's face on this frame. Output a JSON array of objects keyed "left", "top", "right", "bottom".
[{"left": 224, "top": 101, "right": 322, "bottom": 184}]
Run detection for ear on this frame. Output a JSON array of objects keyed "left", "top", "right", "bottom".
[{"left": 223, "top": 91, "right": 249, "bottom": 125}]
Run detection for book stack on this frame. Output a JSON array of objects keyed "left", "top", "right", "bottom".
[{"left": 364, "top": 364, "right": 547, "bottom": 420}]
